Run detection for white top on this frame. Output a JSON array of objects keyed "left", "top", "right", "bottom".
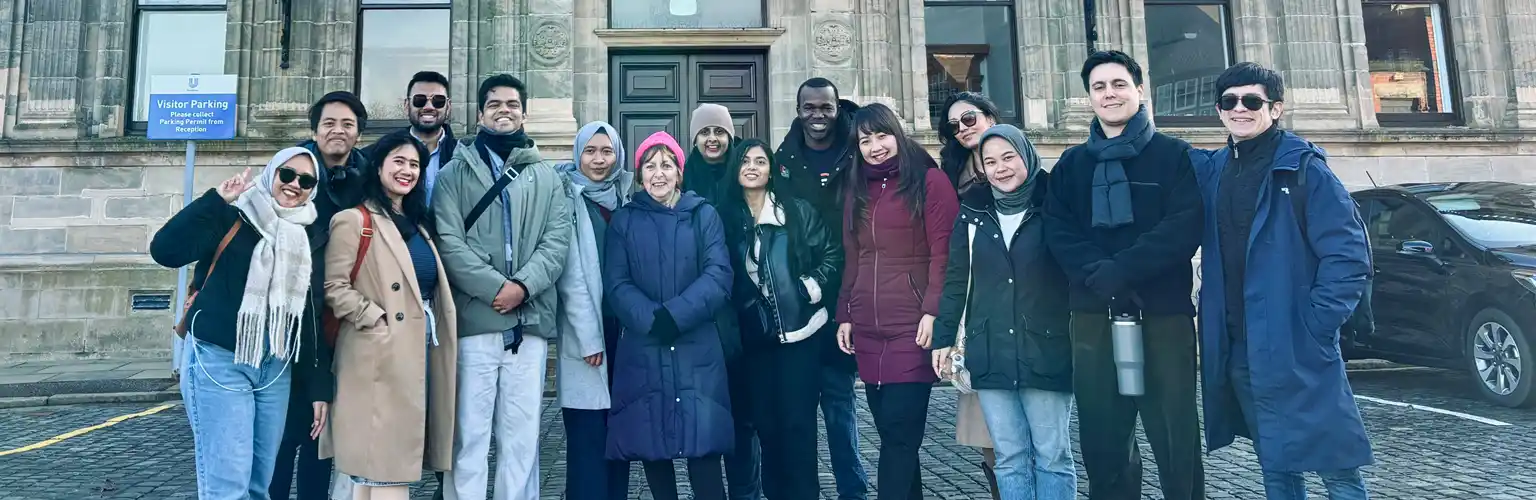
[{"left": 998, "top": 210, "right": 1027, "bottom": 250}]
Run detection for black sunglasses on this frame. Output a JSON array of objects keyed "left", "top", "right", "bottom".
[
  {"left": 948, "top": 110, "right": 979, "bottom": 129},
  {"left": 1218, "top": 94, "right": 1272, "bottom": 112},
  {"left": 277, "top": 167, "right": 319, "bottom": 190},
  {"left": 411, "top": 94, "right": 449, "bottom": 109}
]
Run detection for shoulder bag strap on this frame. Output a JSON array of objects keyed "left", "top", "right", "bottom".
[
  {"left": 465, "top": 168, "right": 520, "bottom": 230},
  {"left": 956, "top": 222, "right": 976, "bottom": 350},
  {"left": 351, "top": 204, "right": 375, "bottom": 282},
  {"left": 200, "top": 220, "right": 243, "bottom": 289}
]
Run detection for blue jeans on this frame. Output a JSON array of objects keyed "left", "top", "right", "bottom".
[
  {"left": 821, "top": 364, "right": 869, "bottom": 499},
  {"left": 976, "top": 388, "right": 1077, "bottom": 500},
  {"left": 1232, "top": 355, "right": 1370, "bottom": 500},
  {"left": 182, "top": 336, "right": 293, "bottom": 500}
]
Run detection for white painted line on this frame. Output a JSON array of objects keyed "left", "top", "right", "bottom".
[{"left": 1355, "top": 395, "right": 1512, "bottom": 427}]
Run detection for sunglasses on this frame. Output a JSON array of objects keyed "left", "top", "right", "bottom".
[
  {"left": 948, "top": 110, "right": 979, "bottom": 129},
  {"left": 1218, "top": 94, "right": 1272, "bottom": 112},
  {"left": 277, "top": 167, "right": 319, "bottom": 190},
  {"left": 411, "top": 94, "right": 449, "bottom": 109}
]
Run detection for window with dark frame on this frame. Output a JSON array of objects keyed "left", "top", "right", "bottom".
[
  {"left": 358, "top": 0, "right": 452, "bottom": 124},
  {"left": 923, "top": 0, "right": 1022, "bottom": 129},
  {"left": 129, "top": 0, "right": 228, "bottom": 134},
  {"left": 610, "top": 0, "right": 765, "bottom": 29},
  {"left": 1362, "top": 0, "right": 1460, "bottom": 126},
  {"left": 1145, "top": 0, "right": 1233, "bottom": 126}
]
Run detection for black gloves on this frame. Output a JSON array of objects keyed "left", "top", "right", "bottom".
[
  {"left": 651, "top": 307, "right": 681, "bottom": 345},
  {"left": 1083, "top": 260, "right": 1126, "bottom": 300}
]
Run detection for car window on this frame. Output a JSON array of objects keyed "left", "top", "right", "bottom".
[
  {"left": 1424, "top": 190, "right": 1536, "bottom": 249},
  {"left": 1368, "top": 198, "right": 1440, "bottom": 248}
]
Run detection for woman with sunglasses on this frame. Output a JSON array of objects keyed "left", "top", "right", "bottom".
[
  {"left": 150, "top": 147, "right": 333, "bottom": 499},
  {"left": 835, "top": 104, "right": 960, "bottom": 500},
  {"left": 604, "top": 132, "right": 735, "bottom": 500},
  {"left": 320, "top": 133, "right": 458, "bottom": 500},
  {"left": 936, "top": 91, "right": 1006, "bottom": 499},
  {"left": 715, "top": 139, "right": 841, "bottom": 499}
]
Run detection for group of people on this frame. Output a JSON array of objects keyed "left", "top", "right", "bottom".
[{"left": 152, "top": 49, "right": 1375, "bottom": 500}]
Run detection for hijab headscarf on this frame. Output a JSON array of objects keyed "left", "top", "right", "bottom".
[
  {"left": 230, "top": 147, "right": 320, "bottom": 367},
  {"left": 634, "top": 131, "right": 687, "bottom": 208},
  {"left": 557, "top": 121, "right": 634, "bottom": 210},
  {"left": 977, "top": 124, "right": 1042, "bottom": 215}
]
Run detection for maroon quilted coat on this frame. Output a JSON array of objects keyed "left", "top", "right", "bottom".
[{"left": 836, "top": 158, "right": 960, "bottom": 385}]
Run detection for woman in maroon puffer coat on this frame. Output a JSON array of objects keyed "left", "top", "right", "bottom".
[{"left": 834, "top": 103, "right": 960, "bottom": 500}]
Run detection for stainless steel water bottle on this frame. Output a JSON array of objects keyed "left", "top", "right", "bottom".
[{"left": 1111, "top": 312, "right": 1146, "bottom": 396}]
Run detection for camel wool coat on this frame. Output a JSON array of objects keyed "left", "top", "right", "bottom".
[{"left": 320, "top": 203, "right": 459, "bottom": 482}]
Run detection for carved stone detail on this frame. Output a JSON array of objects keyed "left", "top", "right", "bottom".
[
  {"left": 530, "top": 22, "right": 570, "bottom": 65},
  {"left": 813, "top": 21, "right": 854, "bottom": 64}
]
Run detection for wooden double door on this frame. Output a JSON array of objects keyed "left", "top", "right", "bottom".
[{"left": 610, "top": 52, "right": 769, "bottom": 162}]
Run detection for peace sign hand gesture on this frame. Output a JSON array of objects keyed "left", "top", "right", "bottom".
[{"left": 217, "top": 168, "right": 254, "bottom": 203}]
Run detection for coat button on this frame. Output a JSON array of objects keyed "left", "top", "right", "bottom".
[
  {"left": 1008, "top": 328, "right": 1015, "bottom": 334},
  {"left": 395, "top": 312, "right": 405, "bottom": 322},
  {"left": 670, "top": 346, "right": 676, "bottom": 351},
  {"left": 1008, "top": 278, "right": 1014, "bottom": 284},
  {"left": 391, "top": 282, "right": 401, "bottom": 291}
]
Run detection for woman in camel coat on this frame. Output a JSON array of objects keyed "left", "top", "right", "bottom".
[{"left": 321, "top": 134, "right": 458, "bottom": 498}]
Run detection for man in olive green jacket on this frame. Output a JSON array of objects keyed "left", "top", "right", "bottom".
[{"left": 431, "top": 74, "right": 572, "bottom": 500}]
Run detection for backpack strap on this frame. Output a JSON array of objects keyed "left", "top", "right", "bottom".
[
  {"left": 1290, "top": 151, "right": 1315, "bottom": 257},
  {"left": 351, "top": 204, "right": 375, "bottom": 283}
]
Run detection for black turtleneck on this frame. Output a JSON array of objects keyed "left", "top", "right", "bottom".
[
  {"left": 1218, "top": 124, "right": 1282, "bottom": 360},
  {"left": 683, "top": 148, "right": 729, "bottom": 203}
]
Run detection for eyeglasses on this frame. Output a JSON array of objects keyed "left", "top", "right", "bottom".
[
  {"left": 948, "top": 110, "right": 979, "bottom": 129},
  {"left": 411, "top": 94, "right": 449, "bottom": 109},
  {"left": 1218, "top": 94, "right": 1272, "bottom": 112},
  {"left": 276, "top": 167, "right": 319, "bottom": 190}
]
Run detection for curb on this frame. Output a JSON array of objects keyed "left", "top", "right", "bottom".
[{"left": 0, "top": 390, "right": 181, "bottom": 410}]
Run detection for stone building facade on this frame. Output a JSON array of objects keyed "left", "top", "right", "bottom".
[{"left": 0, "top": 0, "right": 1532, "bottom": 359}]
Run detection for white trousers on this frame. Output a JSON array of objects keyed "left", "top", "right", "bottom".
[{"left": 445, "top": 333, "right": 548, "bottom": 500}]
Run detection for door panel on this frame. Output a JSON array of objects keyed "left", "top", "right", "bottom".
[{"left": 612, "top": 52, "right": 768, "bottom": 161}]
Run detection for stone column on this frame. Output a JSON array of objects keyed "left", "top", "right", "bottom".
[
  {"left": 854, "top": 0, "right": 898, "bottom": 111},
  {"left": 10, "top": 0, "right": 85, "bottom": 140},
  {"left": 522, "top": 0, "right": 579, "bottom": 144},
  {"left": 1505, "top": 0, "right": 1536, "bottom": 128},
  {"left": 82, "top": 0, "right": 131, "bottom": 137},
  {"left": 570, "top": 0, "right": 607, "bottom": 126},
  {"left": 232, "top": 0, "right": 357, "bottom": 139},
  {"left": 0, "top": 0, "right": 19, "bottom": 139},
  {"left": 1268, "top": 0, "right": 1358, "bottom": 130},
  {"left": 1040, "top": 0, "right": 1093, "bottom": 130},
  {"left": 768, "top": 0, "right": 817, "bottom": 142}
]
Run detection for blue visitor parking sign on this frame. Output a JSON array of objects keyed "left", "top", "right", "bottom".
[{"left": 147, "top": 74, "right": 238, "bottom": 141}]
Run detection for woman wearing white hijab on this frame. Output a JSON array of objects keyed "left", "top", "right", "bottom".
[{"left": 151, "top": 146, "right": 330, "bottom": 500}]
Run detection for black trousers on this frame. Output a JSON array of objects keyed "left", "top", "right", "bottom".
[
  {"left": 269, "top": 393, "right": 332, "bottom": 500},
  {"left": 724, "top": 359, "right": 763, "bottom": 500},
  {"left": 643, "top": 456, "right": 726, "bottom": 500},
  {"left": 744, "top": 337, "right": 822, "bottom": 499},
  {"left": 865, "top": 382, "right": 933, "bottom": 500},
  {"left": 563, "top": 408, "right": 632, "bottom": 500},
  {"left": 1071, "top": 313, "right": 1204, "bottom": 500}
]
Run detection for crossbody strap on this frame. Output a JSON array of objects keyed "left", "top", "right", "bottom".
[
  {"left": 956, "top": 222, "right": 976, "bottom": 350},
  {"left": 199, "top": 220, "right": 243, "bottom": 290},
  {"left": 465, "top": 167, "right": 519, "bottom": 230}
]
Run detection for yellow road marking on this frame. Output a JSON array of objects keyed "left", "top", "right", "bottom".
[{"left": 0, "top": 403, "right": 178, "bottom": 457}]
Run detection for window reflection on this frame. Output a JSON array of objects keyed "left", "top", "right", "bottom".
[
  {"left": 133, "top": 11, "right": 226, "bottom": 123},
  {"left": 610, "top": 0, "right": 763, "bottom": 29},
  {"left": 924, "top": 4, "right": 1020, "bottom": 127},
  {"left": 1146, "top": 3, "right": 1230, "bottom": 119},
  {"left": 1363, "top": 3, "right": 1455, "bottom": 116},
  {"left": 359, "top": 9, "right": 451, "bottom": 122}
]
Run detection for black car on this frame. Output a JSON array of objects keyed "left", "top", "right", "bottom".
[{"left": 1345, "top": 182, "right": 1536, "bottom": 407}]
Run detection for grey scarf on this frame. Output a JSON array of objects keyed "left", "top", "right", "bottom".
[
  {"left": 559, "top": 122, "right": 633, "bottom": 210},
  {"left": 1086, "top": 105, "right": 1154, "bottom": 228}
]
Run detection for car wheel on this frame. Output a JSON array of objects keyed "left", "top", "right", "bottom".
[{"left": 1467, "top": 307, "right": 1535, "bottom": 408}]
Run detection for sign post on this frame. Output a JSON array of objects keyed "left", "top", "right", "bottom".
[{"left": 149, "top": 73, "right": 237, "bottom": 369}]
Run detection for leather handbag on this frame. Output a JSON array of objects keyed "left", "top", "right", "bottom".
[
  {"left": 175, "top": 221, "right": 243, "bottom": 338},
  {"left": 321, "top": 205, "right": 375, "bottom": 347}
]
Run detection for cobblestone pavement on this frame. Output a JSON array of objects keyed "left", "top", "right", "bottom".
[{"left": 2, "top": 367, "right": 1534, "bottom": 499}]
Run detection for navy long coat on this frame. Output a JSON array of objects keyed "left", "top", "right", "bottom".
[
  {"left": 602, "top": 190, "right": 735, "bottom": 461},
  {"left": 1189, "top": 130, "right": 1374, "bottom": 472}
]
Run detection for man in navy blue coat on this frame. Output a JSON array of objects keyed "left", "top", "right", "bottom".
[{"left": 1189, "top": 62, "right": 1374, "bottom": 500}]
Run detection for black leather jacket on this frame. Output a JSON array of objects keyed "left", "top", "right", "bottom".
[{"left": 727, "top": 195, "right": 843, "bottom": 346}]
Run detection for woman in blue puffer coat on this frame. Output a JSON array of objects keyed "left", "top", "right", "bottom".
[{"left": 602, "top": 131, "right": 735, "bottom": 500}]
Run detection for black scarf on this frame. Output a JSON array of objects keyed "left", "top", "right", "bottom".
[
  {"left": 1086, "top": 105, "right": 1155, "bottom": 229},
  {"left": 475, "top": 126, "right": 532, "bottom": 169}
]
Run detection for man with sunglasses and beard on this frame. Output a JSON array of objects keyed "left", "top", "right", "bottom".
[
  {"left": 1188, "top": 62, "right": 1373, "bottom": 500},
  {"left": 364, "top": 71, "right": 457, "bottom": 205},
  {"left": 270, "top": 90, "right": 369, "bottom": 500}
]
